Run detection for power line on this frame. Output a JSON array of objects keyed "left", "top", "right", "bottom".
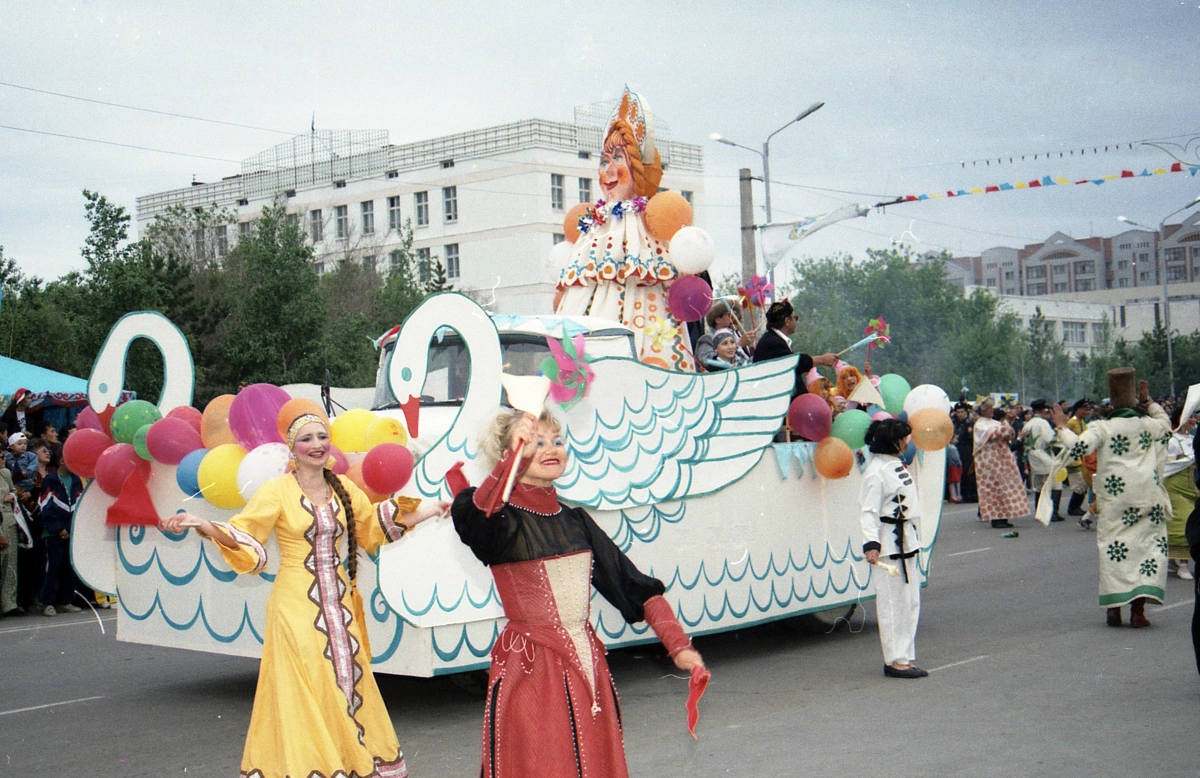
[
  {"left": 0, "top": 80, "right": 297, "bottom": 135},
  {"left": 0, "top": 124, "right": 241, "bottom": 163}
]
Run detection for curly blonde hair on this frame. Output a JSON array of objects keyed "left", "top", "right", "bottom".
[
  {"left": 478, "top": 408, "right": 566, "bottom": 471},
  {"left": 605, "top": 120, "right": 663, "bottom": 199}
]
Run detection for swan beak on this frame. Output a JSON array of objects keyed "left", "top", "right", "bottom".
[{"left": 400, "top": 395, "right": 420, "bottom": 439}]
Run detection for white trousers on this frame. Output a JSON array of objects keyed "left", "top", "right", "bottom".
[{"left": 875, "top": 556, "right": 921, "bottom": 665}]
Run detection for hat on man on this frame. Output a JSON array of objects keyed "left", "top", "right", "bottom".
[
  {"left": 1030, "top": 399, "right": 1049, "bottom": 413},
  {"left": 1108, "top": 368, "right": 1137, "bottom": 410},
  {"left": 766, "top": 299, "right": 794, "bottom": 328}
]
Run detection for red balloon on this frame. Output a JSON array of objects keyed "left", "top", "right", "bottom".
[
  {"left": 666, "top": 275, "right": 713, "bottom": 323},
  {"left": 166, "top": 405, "right": 204, "bottom": 436},
  {"left": 145, "top": 417, "right": 205, "bottom": 465},
  {"left": 94, "top": 443, "right": 152, "bottom": 497},
  {"left": 76, "top": 406, "right": 110, "bottom": 438},
  {"left": 361, "top": 444, "right": 414, "bottom": 496},
  {"left": 788, "top": 394, "right": 833, "bottom": 441},
  {"left": 63, "top": 428, "right": 113, "bottom": 479}
]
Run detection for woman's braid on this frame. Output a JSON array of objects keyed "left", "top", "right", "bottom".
[{"left": 324, "top": 469, "right": 358, "bottom": 583}]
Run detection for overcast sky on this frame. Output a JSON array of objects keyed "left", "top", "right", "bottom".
[{"left": 3, "top": 1, "right": 1199, "bottom": 288}]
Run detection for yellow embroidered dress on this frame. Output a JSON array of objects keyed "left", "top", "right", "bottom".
[{"left": 210, "top": 474, "right": 413, "bottom": 778}]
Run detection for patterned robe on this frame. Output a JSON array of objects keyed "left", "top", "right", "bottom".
[
  {"left": 1056, "top": 405, "right": 1173, "bottom": 607},
  {"left": 973, "top": 418, "right": 1029, "bottom": 521}
]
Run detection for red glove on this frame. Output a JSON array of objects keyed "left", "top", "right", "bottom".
[
  {"left": 643, "top": 595, "right": 693, "bottom": 658},
  {"left": 444, "top": 461, "right": 470, "bottom": 497},
  {"left": 472, "top": 449, "right": 532, "bottom": 517}
]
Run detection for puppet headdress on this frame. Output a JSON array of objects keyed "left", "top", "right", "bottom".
[{"left": 606, "top": 85, "right": 663, "bottom": 198}]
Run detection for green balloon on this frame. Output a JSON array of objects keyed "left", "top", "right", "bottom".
[
  {"left": 831, "top": 408, "right": 872, "bottom": 450},
  {"left": 878, "top": 374, "right": 912, "bottom": 416},
  {"left": 110, "top": 400, "right": 162, "bottom": 444},
  {"left": 133, "top": 423, "right": 154, "bottom": 461}
]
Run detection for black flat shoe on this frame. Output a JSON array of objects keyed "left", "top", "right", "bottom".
[
  {"left": 884, "top": 665, "right": 929, "bottom": 678},
  {"left": 991, "top": 519, "right": 1014, "bottom": 528},
  {"left": 2, "top": 609, "right": 24, "bottom": 618}
]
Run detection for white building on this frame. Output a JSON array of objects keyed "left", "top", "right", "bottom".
[
  {"left": 974, "top": 290, "right": 1118, "bottom": 358},
  {"left": 136, "top": 107, "right": 705, "bottom": 314}
]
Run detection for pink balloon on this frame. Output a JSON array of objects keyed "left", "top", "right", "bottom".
[
  {"left": 145, "top": 416, "right": 205, "bottom": 465},
  {"left": 76, "top": 406, "right": 108, "bottom": 436},
  {"left": 666, "top": 275, "right": 713, "bottom": 323},
  {"left": 788, "top": 393, "right": 833, "bottom": 442},
  {"left": 167, "top": 405, "right": 204, "bottom": 436},
  {"left": 361, "top": 443, "right": 414, "bottom": 496},
  {"left": 94, "top": 443, "right": 152, "bottom": 497},
  {"left": 329, "top": 444, "right": 350, "bottom": 475},
  {"left": 227, "top": 384, "right": 291, "bottom": 451},
  {"left": 871, "top": 411, "right": 894, "bottom": 421}
]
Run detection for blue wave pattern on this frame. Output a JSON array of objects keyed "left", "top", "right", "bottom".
[{"left": 609, "top": 503, "right": 687, "bottom": 553}]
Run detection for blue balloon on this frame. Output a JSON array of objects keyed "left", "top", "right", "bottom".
[
  {"left": 897, "top": 410, "right": 909, "bottom": 422},
  {"left": 900, "top": 440, "right": 917, "bottom": 465},
  {"left": 176, "top": 448, "right": 207, "bottom": 497}
]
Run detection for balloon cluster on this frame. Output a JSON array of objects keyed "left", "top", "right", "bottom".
[
  {"left": 65, "top": 385, "right": 417, "bottom": 522},
  {"left": 786, "top": 379, "right": 954, "bottom": 480}
]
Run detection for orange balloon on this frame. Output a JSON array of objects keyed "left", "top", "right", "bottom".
[
  {"left": 814, "top": 437, "right": 854, "bottom": 479},
  {"left": 276, "top": 398, "right": 329, "bottom": 441},
  {"left": 346, "top": 462, "right": 387, "bottom": 503},
  {"left": 643, "top": 191, "right": 693, "bottom": 242},
  {"left": 201, "top": 394, "right": 237, "bottom": 449},
  {"left": 910, "top": 407, "right": 954, "bottom": 451},
  {"left": 563, "top": 203, "right": 589, "bottom": 244}
]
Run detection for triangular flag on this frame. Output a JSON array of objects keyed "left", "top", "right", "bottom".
[
  {"left": 847, "top": 378, "right": 885, "bottom": 409},
  {"left": 773, "top": 443, "right": 794, "bottom": 480},
  {"left": 106, "top": 470, "right": 160, "bottom": 526}
]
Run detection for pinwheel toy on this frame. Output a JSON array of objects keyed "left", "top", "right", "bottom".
[{"left": 539, "top": 334, "right": 596, "bottom": 410}]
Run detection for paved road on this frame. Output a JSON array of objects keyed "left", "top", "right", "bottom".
[{"left": 3, "top": 500, "right": 1198, "bottom": 777}]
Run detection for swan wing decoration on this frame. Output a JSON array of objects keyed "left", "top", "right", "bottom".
[{"left": 555, "top": 355, "right": 799, "bottom": 511}]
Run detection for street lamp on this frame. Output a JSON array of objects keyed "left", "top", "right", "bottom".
[
  {"left": 1117, "top": 194, "right": 1200, "bottom": 396},
  {"left": 711, "top": 101, "right": 825, "bottom": 283}
]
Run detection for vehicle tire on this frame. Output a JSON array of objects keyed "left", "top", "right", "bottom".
[{"left": 448, "top": 669, "right": 492, "bottom": 698}]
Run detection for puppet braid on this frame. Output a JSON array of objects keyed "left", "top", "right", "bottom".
[
  {"left": 606, "top": 120, "right": 663, "bottom": 199},
  {"left": 325, "top": 468, "right": 358, "bottom": 583}
]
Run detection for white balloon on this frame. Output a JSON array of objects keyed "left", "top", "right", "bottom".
[
  {"left": 903, "top": 384, "right": 952, "bottom": 415},
  {"left": 545, "top": 240, "right": 575, "bottom": 283},
  {"left": 669, "top": 226, "right": 716, "bottom": 274},
  {"left": 237, "top": 443, "right": 291, "bottom": 501}
]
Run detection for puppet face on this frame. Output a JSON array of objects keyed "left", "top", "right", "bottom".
[
  {"left": 716, "top": 338, "right": 738, "bottom": 362},
  {"left": 599, "top": 135, "right": 636, "bottom": 202},
  {"left": 291, "top": 422, "right": 331, "bottom": 470},
  {"left": 844, "top": 372, "right": 859, "bottom": 392},
  {"left": 524, "top": 420, "right": 567, "bottom": 483}
]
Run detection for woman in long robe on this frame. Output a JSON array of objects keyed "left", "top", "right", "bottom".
[
  {"left": 973, "top": 399, "right": 1029, "bottom": 528},
  {"left": 450, "top": 410, "right": 704, "bottom": 778},
  {"left": 1163, "top": 415, "right": 1196, "bottom": 579},
  {"left": 162, "top": 413, "right": 447, "bottom": 778}
]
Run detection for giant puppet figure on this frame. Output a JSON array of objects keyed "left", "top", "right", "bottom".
[{"left": 555, "top": 87, "right": 696, "bottom": 371}]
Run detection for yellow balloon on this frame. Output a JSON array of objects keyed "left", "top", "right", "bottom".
[
  {"left": 909, "top": 407, "right": 955, "bottom": 451},
  {"left": 1054, "top": 468, "right": 1068, "bottom": 483},
  {"left": 364, "top": 416, "right": 408, "bottom": 449},
  {"left": 330, "top": 409, "right": 377, "bottom": 453},
  {"left": 198, "top": 443, "right": 248, "bottom": 509}
]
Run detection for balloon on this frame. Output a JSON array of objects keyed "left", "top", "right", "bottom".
[
  {"left": 167, "top": 405, "right": 204, "bottom": 436},
  {"left": 871, "top": 411, "right": 893, "bottom": 421},
  {"left": 831, "top": 409, "right": 872, "bottom": 450},
  {"left": 237, "top": 443, "right": 291, "bottom": 501},
  {"left": 110, "top": 400, "right": 162, "bottom": 444},
  {"left": 878, "top": 374, "right": 912, "bottom": 416},
  {"left": 909, "top": 407, "right": 954, "bottom": 451},
  {"left": 814, "top": 437, "right": 854, "bottom": 479},
  {"left": 563, "top": 202, "right": 590, "bottom": 244},
  {"left": 95, "top": 443, "right": 152, "bottom": 497},
  {"left": 228, "top": 383, "right": 291, "bottom": 451},
  {"left": 146, "top": 416, "right": 205, "bottom": 465},
  {"left": 202, "top": 395, "right": 237, "bottom": 448},
  {"left": 276, "top": 398, "right": 329, "bottom": 441},
  {"left": 198, "top": 443, "right": 248, "bottom": 509},
  {"left": 330, "top": 409, "right": 377, "bottom": 453},
  {"left": 644, "top": 191, "right": 693, "bottom": 241},
  {"left": 76, "top": 406, "right": 108, "bottom": 437},
  {"left": 788, "top": 394, "right": 833, "bottom": 442},
  {"left": 133, "top": 424, "right": 154, "bottom": 461},
  {"left": 361, "top": 443, "right": 415, "bottom": 496},
  {"left": 345, "top": 463, "right": 387, "bottom": 503},
  {"left": 63, "top": 428, "right": 112, "bottom": 479},
  {"left": 669, "top": 226, "right": 716, "bottom": 275},
  {"left": 176, "top": 449, "right": 207, "bottom": 498},
  {"left": 903, "top": 384, "right": 952, "bottom": 415},
  {"left": 545, "top": 239, "right": 575, "bottom": 284},
  {"left": 666, "top": 275, "right": 713, "bottom": 323},
  {"left": 365, "top": 416, "right": 408, "bottom": 449},
  {"left": 329, "top": 445, "right": 350, "bottom": 475}
]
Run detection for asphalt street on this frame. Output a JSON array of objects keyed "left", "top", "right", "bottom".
[{"left": 2, "top": 499, "right": 1198, "bottom": 778}]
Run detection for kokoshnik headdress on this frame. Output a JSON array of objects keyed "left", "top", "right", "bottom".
[{"left": 605, "top": 85, "right": 664, "bottom": 198}]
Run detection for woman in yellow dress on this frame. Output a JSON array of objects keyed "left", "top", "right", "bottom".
[{"left": 161, "top": 412, "right": 447, "bottom": 778}]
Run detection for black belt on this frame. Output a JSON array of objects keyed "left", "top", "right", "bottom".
[{"left": 879, "top": 514, "right": 918, "bottom": 583}]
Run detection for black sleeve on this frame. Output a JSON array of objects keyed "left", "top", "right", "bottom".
[
  {"left": 451, "top": 488, "right": 520, "bottom": 567},
  {"left": 1187, "top": 498, "right": 1200, "bottom": 563},
  {"left": 796, "top": 353, "right": 814, "bottom": 373},
  {"left": 578, "top": 508, "right": 665, "bottom": 623}
]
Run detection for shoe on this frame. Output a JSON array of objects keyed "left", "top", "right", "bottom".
[
  {"left": 1050, "top": 515, "right": 1065, "bottom": 522},
  {"left": 96, "top": 601, "right": 111, "bottom": 609},
  {"left": 1130, "top": 598, "right": 1150, "bottom": 628},
  {"left": 991, "top": 519, "right": 1014, "bottom": 528},
  {"left": 1178, "top": 564, "right": 1194, "bottom": 581},
  {"left": 2, "top": 609, "right": 24, "bottom": 618},
  {"left": 1106, "top": 607, "right": 1122, "bottom": 627},
  {"left": 43, "top": 605, "right": 56, "bottom": 617},
  {"left": 1078, "top": 516, "right": 1094, "bottom": 531},
  {"left": 884, "top": 664, "right": 929, "bottom": 678},
  {"left": 59, "top": 604, "right": 82, "bottom": 613}
]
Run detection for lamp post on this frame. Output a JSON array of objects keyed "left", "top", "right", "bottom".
[
  {"left": 711, "top": 101, "right": 824, "bottom": 284},
  {"left": 1117, "top": 194, "right": 1200, "bottom": 397}
]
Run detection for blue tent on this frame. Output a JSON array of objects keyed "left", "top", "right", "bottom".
[{"left": 0, "top": 355, "right": 134, "bottom": 431}]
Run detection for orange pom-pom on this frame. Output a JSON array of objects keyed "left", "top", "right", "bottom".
[
  {"left": 814, "top": 437, "right": 854, "bottom": 479},
  {"left": 644, "top": 192, "right": 693, "bottom": 242},
  {"left": 563, "top": 203, "right": 589, "bottom": 244},
  {"left": 276, "top": 398, "right": 329, "bottom": 441}
]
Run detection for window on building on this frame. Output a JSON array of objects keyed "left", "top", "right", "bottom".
[
  {"left": 1164, "top": 247, "right": 1186, "bottom": 264},
  {"left": 1091, "top": 322, "right": 1106, "bottom": 343},
  {"left": 363, "top": 254, "right": 376, "bottom": 274},
  {"left": 1118, "top": 242, "right": 1131, "bottom": 250},
  {"left": 1027, "top": 265, "right": 1046, "bottom": 279},
  {"left": 390, "top": 249, "right": 405, "bottom": 273},
  {"left": 1139, "top": 270, "right": 1153, "bottom": 282},
  {"left": 551, "top": 174, "right": 565, "bottom": 211},
  {"left": 441, "top": 159, "right": 455, "bottom": 169},
  {"left": 214, "top": 225, "right": 228, "bottom": 257},
  {"left": 1118, "top": 277, "right": 1129, "bottom": 287},
  {"left": 335, "top": 205, "right": 349, "bottom": 239},
  {"left": 553, "top": 233, "right": 566, "bottom": 245},
  {"left": 416, "top": 247, "right": 431, "bottom": 283},
  {"left": 578, "top": 177, "right": 592, "bottom": 204},
  {"left": 443, "top": 187, "right": 458, "bottom": 223},
  {"left": 681, "top": 190, "right": 693, "bottom": 204},
  {"left": 1052, "top": 282, "right": 1069, "bottom": 293},
  {"left": 987, "top": 278, "right": 997, "bottom": 287},
  {"left": 386, "top": 170, "right": 398, "bottom": 179},
  {"left": 445, "top": 243, "right": 460, "bottom": 279},
  {"left": 387, "top": 196, "right": 402, "bottom": 231},
  {"left": 310, "top": 209, "right": 323, "bottom": 242},
  {"left": 1029, "top": 283, "right": 1047, "bottom": 295},
  {"left": 1062, "top": 322, "right": 1087, "bottom": 344},
  {"left": 1053, "top": 264, "right": 1068, "bottom": 276},
  {"left": 1075, "top": 278, "right": 1095, "bottom": 292},
  {"left": 1004, "top": 271, "right": 1014, "bottom": 280},
  {"left": 1117, "top": 259, "right": 1128, "bottom": 270},
  {"left": 239, "top": 221, "right": 253, "bottom": 237},
  {"left": 361, "top": 201, "right": 375, "bottom": 235},
  {"left": 1073, "top": 260, "right": 1094, "bottom": 274},
  {"left": 1167, "top": 264, "right": 1188, "bottom": 281},
  {"left": 415, "top": 191, "right": 429, "bottom": 226},
  {"left": 286, "top": 213, "right": 300, "bottom": 229}
]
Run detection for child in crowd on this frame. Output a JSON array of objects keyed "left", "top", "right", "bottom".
[
  {"left": 5, "top": 433, "right": 37, "bottom": 494},
  {"left": 702, "top": 329, "right": 750, "bottom": 371}
]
